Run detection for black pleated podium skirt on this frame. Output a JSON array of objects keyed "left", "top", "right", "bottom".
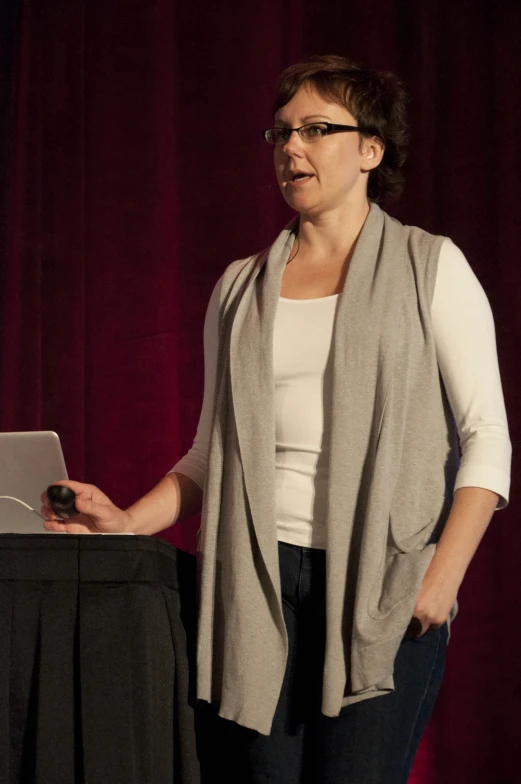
[{"left": 0, "top": 534, "right": 200, "bottom": 784}]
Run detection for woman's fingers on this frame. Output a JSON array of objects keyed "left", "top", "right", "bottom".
[
  {"left": 42, "top": 480, "right": 112, "bottom": 508},
  {"left": 41, "top": 481, "right": 113, "bottom": 520},
  {"left": 73, "top": 495, "right": 112, "bottom": 521},
  {"left": 56, "top": 521, "right": 98, "bottom": 534},
  {"left": 43, "top": 515, "right": 99, "bottom": 534},
  {"left": 43, "top": 519, "right": 71, "bottom": 532},
  {"left": 41, "top": 480, "right": 129, "bottom": 534}
]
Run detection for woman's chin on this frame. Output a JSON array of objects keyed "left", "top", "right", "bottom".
[{"left": 283, "top": 193, "right": 317, "bottom": 213}]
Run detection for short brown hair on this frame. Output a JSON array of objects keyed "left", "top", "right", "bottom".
[{"left": 273, "top": 55, "right": 409, "bottom": 203}]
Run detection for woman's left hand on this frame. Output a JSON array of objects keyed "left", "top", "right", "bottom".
[
  {"left": 407, "top": 487, "right": 500, "bottom": 638},
  {"left": 409, "top": 570, "right": 460, "bottom": 637}
]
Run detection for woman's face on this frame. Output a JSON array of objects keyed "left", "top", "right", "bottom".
[{"left": 273, "top": 85, "right": 381, "bottom": 216}]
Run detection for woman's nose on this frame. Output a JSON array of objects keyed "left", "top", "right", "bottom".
[{"left": 282, "top": 129, "right": 305, "bottom": 155}]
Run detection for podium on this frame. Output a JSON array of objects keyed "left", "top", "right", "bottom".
[{"left": 0, "top": 534, "right": 201, "bottom": 784}]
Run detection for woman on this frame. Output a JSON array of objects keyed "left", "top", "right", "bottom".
[{"left": 43, "top": 56, "right": 511, "bottom": 783}]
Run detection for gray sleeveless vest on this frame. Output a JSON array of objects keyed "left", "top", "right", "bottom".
[{"left": 196, "top": 202, "right": 459, "bottom": 734}]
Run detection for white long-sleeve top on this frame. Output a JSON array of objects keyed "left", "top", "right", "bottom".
[{"left": 170, "top": 238, "right": 512, "bottom": 548}]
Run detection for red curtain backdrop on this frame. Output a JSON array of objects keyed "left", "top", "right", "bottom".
[{"left": 1, "top": 1, "right": 520, "bottom": 781}]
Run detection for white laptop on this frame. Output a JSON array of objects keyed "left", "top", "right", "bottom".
[{"left": 0, "top": 431, "right": 69, "bottom": 533}]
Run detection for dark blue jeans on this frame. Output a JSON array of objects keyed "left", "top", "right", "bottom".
[{"left": 198, "top": 541, "right": 448, "bottom": 784}]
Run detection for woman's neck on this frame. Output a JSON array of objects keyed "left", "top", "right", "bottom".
[{"left": 296, "top": 200, "right": 371, "bottom": 264}]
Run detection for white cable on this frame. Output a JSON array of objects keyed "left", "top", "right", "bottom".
[{"left": 0, "top": 496, "right": 45, "bottom": 519}]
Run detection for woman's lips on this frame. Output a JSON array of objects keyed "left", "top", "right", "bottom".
[{"left": 288, "top": 174, "right": 314, "bottom": 187}]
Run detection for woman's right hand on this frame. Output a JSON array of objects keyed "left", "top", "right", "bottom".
[{"left": 40, "top": 480, "right": 133, "bottom": 535}]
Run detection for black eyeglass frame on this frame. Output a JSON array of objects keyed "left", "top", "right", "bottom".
[{"left": 262, "top": 121, "right": 373, "bottom": 145}]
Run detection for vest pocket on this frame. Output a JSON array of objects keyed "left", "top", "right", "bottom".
[
  {"left": 367, "top": 513, "right": 438, "bottom": 620},
  {"left": 367, "top": 543, "right": 436, "bottom": 620},
  {"left": 388, "top": 512, "right": 439, "bottom": 554}
]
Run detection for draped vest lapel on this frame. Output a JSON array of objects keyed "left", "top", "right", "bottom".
[
  {"left": 321, "top": 205, "right": 408, "bottom": 709},
  {"left": 228, "top": 220, "right": 297, "bottom": 598}
]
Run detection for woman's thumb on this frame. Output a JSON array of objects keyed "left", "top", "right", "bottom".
[{"left": 75, "top": 495, "right": 112, "bottom": 521}]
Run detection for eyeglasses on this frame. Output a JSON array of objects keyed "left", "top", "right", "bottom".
[{"left": 262, "top": 121, "right": 367, "bottom": 145}]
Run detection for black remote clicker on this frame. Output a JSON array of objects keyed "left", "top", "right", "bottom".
[{"left": 47, "top": 485, "right": 79, "bottom": 519}]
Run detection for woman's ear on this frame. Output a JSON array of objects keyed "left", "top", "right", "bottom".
[{"left": 360, "top": 136, "right": 385, "bottom": 171}]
